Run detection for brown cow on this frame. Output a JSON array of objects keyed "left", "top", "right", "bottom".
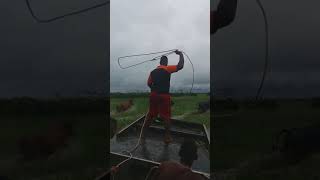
[
  {"left": 18, "top": 121, "right": 73, "bottom": 161},
  {"left": 116, "top": 99, "right": 134, "bottom": 113}
]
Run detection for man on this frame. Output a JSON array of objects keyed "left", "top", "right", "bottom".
[
  {"left": 211, "top": 0, "right": 238, "bottom": 34},
  {"left": 148, "top": 139, "right": 205, "bottom": 180},
  {"left": 142, "top": 50, "right": 184, "bottom": 144}
]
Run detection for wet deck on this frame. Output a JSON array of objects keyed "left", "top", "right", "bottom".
[{"left": 110, "top": 116, "right": 210, "bottom": 176}]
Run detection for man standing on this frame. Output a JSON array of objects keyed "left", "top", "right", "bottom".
[
  {"left": 211, "top": 0, "right": 238, "bottom": 34},
  {"left": 142, "top": 50, "right": 184, "bottom": 144}
]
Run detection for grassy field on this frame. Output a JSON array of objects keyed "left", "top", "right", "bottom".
[
  {"left": 0, "top": 95, "right": 209, "bottom": 180},
  {"left": 213, "top": 99, "right": 320, "bottom": 180},
  {"left": 5, "top": 96, "right": 320, "bottom": 179},
  {"left": 0, "top": 99, "right": 108, "bottom": 180},
  {"left": 110, "top": 93, "right": 210, "bottom": 130}
]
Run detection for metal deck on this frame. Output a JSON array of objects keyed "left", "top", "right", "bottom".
[{"left": 109, "top": 116, "right": 210, "bottom": 179}]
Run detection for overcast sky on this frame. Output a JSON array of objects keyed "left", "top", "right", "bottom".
[
  {"left": 2, "top": 0, "right": 320, "bottom": 98},
  {"left": 0, "top": 0, "right": 107, "bottom": 97},
  {"left": 110, "top": 0, "right": 210, "bottom": 93},
  {"left": 212, "top": 0, "right": 320, "bottom": 98}
]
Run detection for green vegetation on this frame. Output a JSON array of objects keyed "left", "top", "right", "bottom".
[
  {"left": 110, "top": 93, "right": 210, "bottom": 129},
  {"left": 0, "top": 94, "right": 210, "bottom": 179},
  {"left": 0, "top": 98, "right": 107, "bottom": 180},
  {"left": 213, "top": 99, "right": 320, "bottom": 180}
]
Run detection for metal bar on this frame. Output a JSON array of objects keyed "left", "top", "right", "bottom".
[
  {"left": 110, "top": 152, "right": 210, "bottom": 178},
  {"left": 171, "top": 118, "right": 205, "bottom": 128},
  {"left": 148, "top": 125, "right": 206, "bottom": 138},
  {"left": 111, "top": 152, "right": 160, "bottom": 165},
  {"left": 203, "top": 124, "right": 210, "bottom": 144}
]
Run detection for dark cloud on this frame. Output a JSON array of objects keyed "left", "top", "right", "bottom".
[
  {"left": 0, "top": 0, "right": 108, "bottom": 97},
  {"left": 212, "top": 0, "right": 320, "bottom": 98}
]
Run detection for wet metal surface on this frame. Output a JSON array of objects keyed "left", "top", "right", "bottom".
[{"left": 110, "top": 119, "right": 210, "bottom": 174}]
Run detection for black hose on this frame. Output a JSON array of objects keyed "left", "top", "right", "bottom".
[{"left": 26, "top": 0, "right": 109, "bottom": 23}]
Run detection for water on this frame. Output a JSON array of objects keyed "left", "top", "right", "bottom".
[{"left": 110, "top": 129, "right": 210, "bottom": 173}]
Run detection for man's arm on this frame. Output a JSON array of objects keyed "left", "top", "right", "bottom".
[
  {"left": 164, "top": 50, "right": 184, "bottom": 73},
  {"left": 176, "top": 50, "right": 184, "bottom": 71},
  {"left": 211, "top": 0, "right": 238, "bottom": 34}
]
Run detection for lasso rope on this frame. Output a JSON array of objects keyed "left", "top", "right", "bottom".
[
  {"left": 254, "top": 0, "right": 269, "bottom": 101},
  {"left": 98, "top": 49, "right": 196, "bottom": 179},
  {"left": 26, "top": 0, "right": 109, "bottom": 23},
  {"left": 117, "top": 49, "right": 195, "bottom": 93},
  {"left": 117, "top": 49, "right": 178, "bottom": 69},
  {"left": 95, "top": 114, "right": 149, "bottom": 180}
]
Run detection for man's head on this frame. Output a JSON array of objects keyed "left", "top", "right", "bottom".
[
  {"left": 160, "top": 56, "right": 168, "bottom": 66},
  {"left": 179, "top": 138, "right": 198, "bottom": 167}
]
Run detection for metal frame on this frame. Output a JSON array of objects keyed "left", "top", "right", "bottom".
[
  {"left": 110, "top": 152, "right": 210, "bottom": 178},
  {"left": 110, "top": 115, "right": 211, "bottom": 179}
]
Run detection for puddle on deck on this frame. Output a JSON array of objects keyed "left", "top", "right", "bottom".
[{"left": 110, "top": 128, "right": 210, "bottom": 174}]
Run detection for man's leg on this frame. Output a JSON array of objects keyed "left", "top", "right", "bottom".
[
  {"left": 141, "top": 112, "right": 155, "bottom": 140},
  {"left": 141, "top": 93, "right": 158, "bottom": 140},
  {"left": 161, "top": 94, "right": 172, "bottom": 144}
]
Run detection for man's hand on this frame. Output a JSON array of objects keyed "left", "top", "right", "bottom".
[{"left": 176, "top": 50, "right": 184, "bottom": 71}]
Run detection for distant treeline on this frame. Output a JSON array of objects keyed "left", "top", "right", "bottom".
[
  {"left": 0, "top": 97, "right": 107, "bottom": 116},
  {"left": 213, "top": 97, "right": 320, "bottom": 112},
  {"left": 2, "top": 95, "right": 320, "bottom": 116}
]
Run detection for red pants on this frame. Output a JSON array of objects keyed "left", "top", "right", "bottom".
[{"left": 147, "top": 92, "right": 171, "bottom": 123}]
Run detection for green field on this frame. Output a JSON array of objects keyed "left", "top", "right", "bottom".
[
  {"left": 0, "top": 98, "right": 108, "bottom": 180},
  {"left": 0, "top": 95, "right": 209, "bottom": 180},
  {"left": 213, "top": 99, "right": 320, "bottom": 180},
  {"left": 4, "top": 97, "right": 320, "bottom": 179},
  {"left": 110, "top": 93, "right": 210, "bottom": 130}
]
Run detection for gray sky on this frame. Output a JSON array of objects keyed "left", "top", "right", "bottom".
[
  {"left": 3, "top": 0, "right": 320, "bottom": 98},
  {"left": 110, "top": 0, "right": 210, "bottom": 93},
  {"left": 212, "top": 0, "right": 320, "bottom": 98},
  {"left": 0, "top": 0, "right": 107, "bottom": 97}
]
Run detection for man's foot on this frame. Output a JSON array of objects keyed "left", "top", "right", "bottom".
[{"left": 164, "top": 134, "right": 173, "bottom": 144}]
